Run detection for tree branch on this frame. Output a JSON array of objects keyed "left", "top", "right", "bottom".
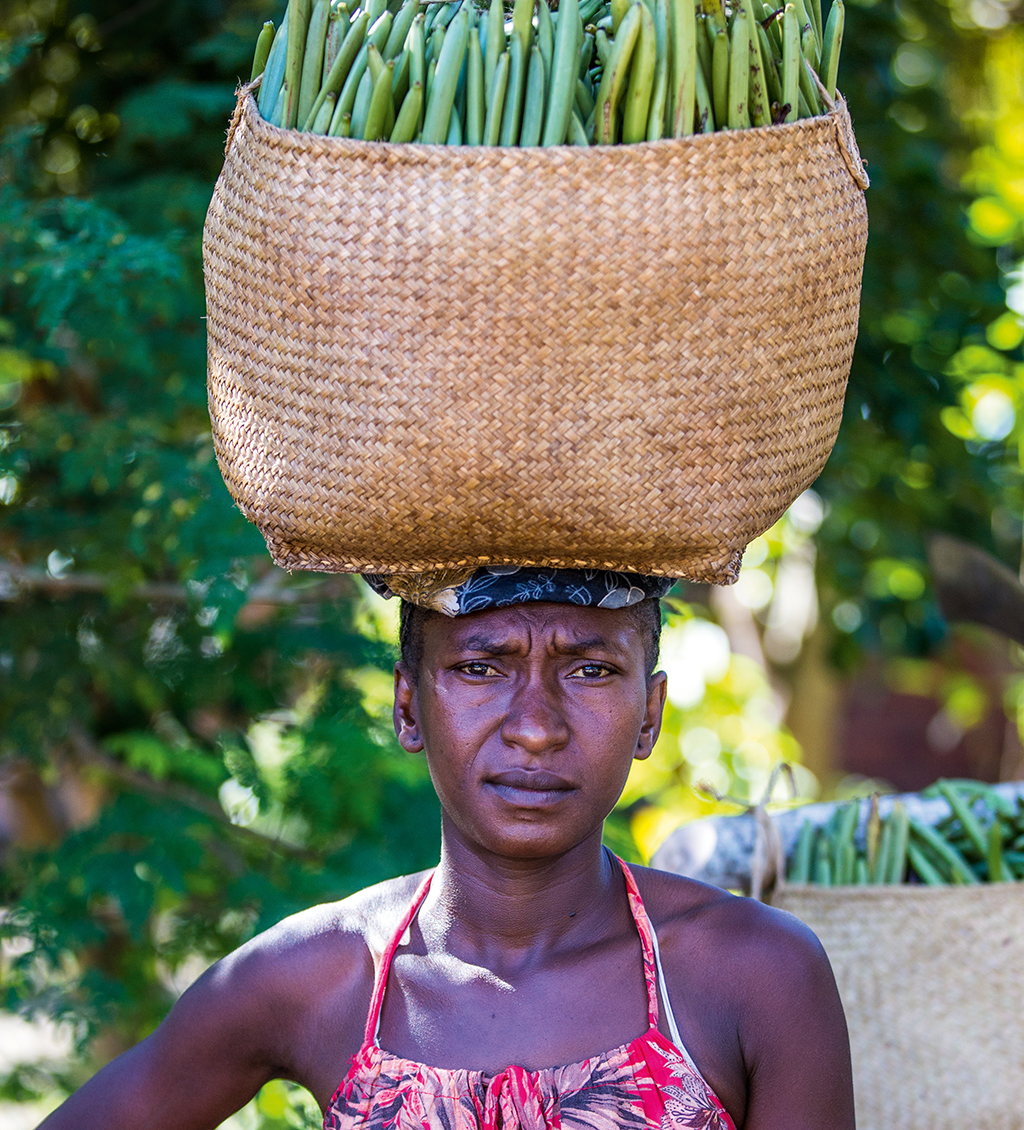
[
  {"left": 0, "top": 560, "right": 351, "bottom": 608},
  {"left": 67, "top": 726, "right": 318, "bottom": 862}
]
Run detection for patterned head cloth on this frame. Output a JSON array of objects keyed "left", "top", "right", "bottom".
[{"left": 364, "top": 566, "right": 676, "bottom": 617}]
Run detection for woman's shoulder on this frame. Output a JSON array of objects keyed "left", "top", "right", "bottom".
[
  {"left": 190, "top": 869, "right": 432, "bottom": 1016},
  {"left": 235, "top": 868, "right": 431, "bottom": 970},
  {"left": 627, "top": 862, "right": 830, "bottom": 989}
]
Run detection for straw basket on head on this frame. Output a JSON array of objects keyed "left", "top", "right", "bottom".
[
  {"left": 204, "top": 87, "right": 869, "bottom": 583},
  {"left": 775, "top": 883, "right": 1024, "bottom": 1130}
]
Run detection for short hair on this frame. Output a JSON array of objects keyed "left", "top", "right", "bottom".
[{"left": 399, "top": 598, "right": 662, "bottom": 682}]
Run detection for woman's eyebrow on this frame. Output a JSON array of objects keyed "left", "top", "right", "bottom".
[
  {"left": 552, "top": 636, "right": 618, "bottom": 655},
  {"left": 455, "top": 635, "right": 521, "bottom": 655}
]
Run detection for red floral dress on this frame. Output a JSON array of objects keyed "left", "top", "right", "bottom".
[{"left": 324, "top": 859, "right": 736, "bottom": 1130}]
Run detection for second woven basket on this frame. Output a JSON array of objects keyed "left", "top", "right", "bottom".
[
  {"left": 775, "top": 883, "right": 1024, "bottom": 1130},
  {"left": 204, "top": 88, "right": 869, "bottom": 583}
]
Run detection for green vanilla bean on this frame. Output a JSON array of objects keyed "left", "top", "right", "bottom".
[
  {"left": 390, "top": 80, "right": 423, "bottom": 139},
  {"left": 695, "top": 52, "right": 714, "bottom": 131},
  {"left": 258, "top": 9, "right": 290, "bottom": 115},
  {"left": 908, "top": 842, "right": 946, "bottom": 885},
  {"left": 543, "top": 0, "right": 581, "bottom": 144},
  {"left": 422, "top": 6, "right": 469, "bottom": 142},
  {"left": 465, "top": 29, "right": 485, "bottom": 142},
  {"left": 311, "top": 89, "right": 337, "bottom": 131},
  {"left": 298, "top": 0, "right": 332, "bottom": 125},
  {"left": 756, "top": 22, "right": 783, "bottom": 108},
  {"left": 669, "top": 0, "right": 696, "bottom": 135},
  {"left": 727, "top": 2, "right": 750, "bottom": 128},
  {"left": 384, "top": 0, "right": 421, "bottom": 58},
  {"left": 484, "top": 0, "right": 506, "bottom": 98},
  {"left": 251, "top": 21, "right": 275, "bottom": 81},
  {"left": 537, "top": 0, "right": 554, "bottom": 82},
  {"left": 284, "top": 0, "right": 313, "bottom": 127},
  {"left": 781, "top": 2, "right": 799, "bottom": 120},
  {"left": 595, "top": 1, "right": 641, "bottom": 142},
  {"left": 711, "top": 25, "right": 728, "bottom": 126},
  {"left": 989, "top": 820, "right": 1007, "bottom": 882},
  {"left": 483, "top": 49, "right": 510, "bottom": 142},
  {"left": 788, "top": 820, "right": 815, "bottom": 884},
  {"left": 304, "top": 10, "right": 369, "bottom": 128},
  {"left": 740, "top": 0, "right": 771, "bottom": 126},
  {"left": 499, "top": 29, "right": 528, "bottom": 145},
  {"left": 519, "top": 44, "right": 547, "bottom": 145},
  {"left": 568, "top": 106, "right": 590, "bottom": 143},
  {"left": 621, "top": 0, "right": 656, "bottom": 142},
  {"left": 363, "top": 59, "right": 396, "bottom": 138},
  {"left": 887, "top": 803, "right": 910, "bottom": 884},
  {"left": 819, "top": 0, "right": 842, "bottom": 99},
  {"left": 799, "top": 28, "right": 821, "bottom": 113}
]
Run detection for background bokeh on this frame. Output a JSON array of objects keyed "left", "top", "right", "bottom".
[{"left": 2, "top": 0, "right": 1024, "bottom": 1124}]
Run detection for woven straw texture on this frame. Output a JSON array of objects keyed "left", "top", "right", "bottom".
[
  {"left": 775, "top": 884, "right": 1024, "bottom": 1130},
  {"left": 204, "top": 89, "right": 869, "bottom": 581}
]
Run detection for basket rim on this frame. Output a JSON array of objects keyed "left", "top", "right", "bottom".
[
  {"left": 777, "top": 880, "right": 1024, "bottom": 902},
  {"left": 234, "top": 79, "right": 852, "bottom": 169}
]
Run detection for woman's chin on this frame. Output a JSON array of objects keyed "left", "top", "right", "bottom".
[{"left": 444, "top": 812, "right": 606, "bottom": 863}]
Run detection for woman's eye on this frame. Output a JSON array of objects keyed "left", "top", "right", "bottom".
[{"left": 569, "top": 664, "right": 613, "bottom": 679}]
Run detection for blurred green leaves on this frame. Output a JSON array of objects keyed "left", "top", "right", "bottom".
[{"left": 0, "top": 4, "right": 439, "bottom": 1115}]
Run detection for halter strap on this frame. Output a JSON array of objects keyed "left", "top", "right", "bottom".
[
  {"left": 364, "top": 857, "right": 671, "bottom": 1047},
  {"left": 364, "top": 870, "right": 435, "bottom": 1045},
  {"left": 616, "top": 858, "right": 661, "bottom": 1031}
]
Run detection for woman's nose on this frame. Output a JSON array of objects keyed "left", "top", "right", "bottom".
[{"left": 499, "top": 677, "right": 570, "bottom": 754}]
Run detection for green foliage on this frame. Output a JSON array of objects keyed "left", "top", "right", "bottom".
[
  {"left": 811, "top": 0, "right": 1017, "bottom": 666},
  {"left": 0, "top": 2, "right": 439, "bottom": 1115}
]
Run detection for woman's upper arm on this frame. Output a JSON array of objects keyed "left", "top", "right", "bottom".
[
  {"left": 35, "top": 907, "right": 363, "bottom": 1130},
  {"left": 737, "top": 910, "right": 855, "bottom": 1130},
  {"left": 36, "top": 944, "right": 288, "bottom": 1130}
]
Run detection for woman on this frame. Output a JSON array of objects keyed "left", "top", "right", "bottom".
[{"left": 39, "top": 569, "right": 855, "bottom": 1130}]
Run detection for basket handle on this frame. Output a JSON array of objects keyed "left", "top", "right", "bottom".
[
  {"left": 700, "top": 764, "right": 792, "bottom": 902},
  {"left": 809, "top": 68, "right": 870, "bottom": 192},
  {"left": 749, "top": 791, "right": 788, "bottom": 904},
  {"left": 226, "top": 78, "right": 261, "bottom": 157}
]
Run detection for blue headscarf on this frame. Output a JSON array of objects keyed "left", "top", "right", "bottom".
[{"left": 365, "top": 566, "right": 675, "bottom": 617}]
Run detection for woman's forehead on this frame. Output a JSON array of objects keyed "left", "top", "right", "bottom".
[{"left": 424, "top": 602, "right": 643, "bottom": 655}]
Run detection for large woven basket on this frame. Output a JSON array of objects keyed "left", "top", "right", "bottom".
[
  {"left": 775, "top": 884, "right": 1024, "bottom": 1130},
  {"left": 204, "top": 89, "right": 869, "bottom": 582}
]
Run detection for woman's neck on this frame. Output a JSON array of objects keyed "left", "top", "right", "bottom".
[{"left": 418, "top": 823, "right": 630, "bottom": 973}]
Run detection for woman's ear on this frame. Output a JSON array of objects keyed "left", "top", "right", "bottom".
[
  {"left": 393, "top": 663, "right": 424, "bottom": 753},
  {"left": 635, "top": 670, "right": 667, "bottom": 762}
]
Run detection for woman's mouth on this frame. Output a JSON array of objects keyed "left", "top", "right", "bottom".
[{"left": 485, "top": 769, "right": 576, "bottom": 807}]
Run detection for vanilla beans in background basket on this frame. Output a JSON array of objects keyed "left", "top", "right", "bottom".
[
  {"left": 786, "top": 780, "right": 1024, "bottom": 887},
  {"left": 249, "top": 0, "right": 844, "bottom": 145}
]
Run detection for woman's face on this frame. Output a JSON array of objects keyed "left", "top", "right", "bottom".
[{"left": 393, "top": 603, "right": 667, "bottom": 861}]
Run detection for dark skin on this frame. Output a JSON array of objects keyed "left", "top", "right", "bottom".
[{"left": 38, "top": 602, "right": 854, "bottom": 1130}]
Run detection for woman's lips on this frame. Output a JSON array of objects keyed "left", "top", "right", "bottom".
[{"left": 485, "top": 769, "right": 575, "bottom": 807}]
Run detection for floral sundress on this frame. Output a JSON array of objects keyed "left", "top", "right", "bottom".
[{"left": 324, "top": 858, "right": 736, "bottom": 1130}]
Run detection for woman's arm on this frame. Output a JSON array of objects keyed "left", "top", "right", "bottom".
[
  {"left": 35, "top": 903, "right": 372, "bottom": 1130},
  {"left": 36, "top": 945, "right": 289, "bottom": 1130},
  {"left": 736, "top": 911, "right": 855, "bottom": 1130}
]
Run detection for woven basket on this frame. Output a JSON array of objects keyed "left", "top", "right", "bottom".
[
  {"left": 204, "top": 88, "right": 869, "bottom": 582},
  {"left": 775, "top": 884, "right": 1024, "bottom": 1130}
]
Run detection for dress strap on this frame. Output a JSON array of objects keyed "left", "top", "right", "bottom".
[
  {"left": 364, "top": 870, "right": 435, "bottom": 1046},
  {"left": 616, "top": 859, "right": 661, "bottom": 1030},
  {"left": 617, "top": 858, "right": 700, "bottom": 1072}
]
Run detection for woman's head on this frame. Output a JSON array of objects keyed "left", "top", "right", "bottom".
[{"left": 392, "top": 600, "right": 667, "bottom": 861}]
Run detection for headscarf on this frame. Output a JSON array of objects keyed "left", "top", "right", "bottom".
[{"left": 364, "top": 565, "right": 675, "bottom": 617}]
